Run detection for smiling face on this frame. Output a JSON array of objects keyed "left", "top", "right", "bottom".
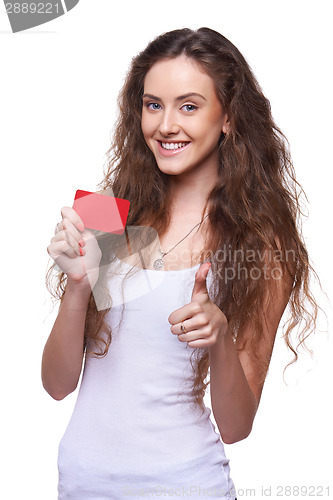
[{"left": 141, "top": 55, "right": 229, "bottom": 180}]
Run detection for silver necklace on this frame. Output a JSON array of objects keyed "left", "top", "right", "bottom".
[{"left": 153, "top": 214, "right": 209, "bottom": 270}]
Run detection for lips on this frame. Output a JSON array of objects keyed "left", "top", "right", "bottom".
[{"left": 156, "top": 141, "right": 191, "bottom": 157}]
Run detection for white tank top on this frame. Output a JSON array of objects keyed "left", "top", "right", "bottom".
[{"left": 57, "top": 257, "right": 237, "bottom": 499}]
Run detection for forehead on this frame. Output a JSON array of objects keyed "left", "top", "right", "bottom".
[{"left": 143, "top": 55, "right": 216, "bottom": 96}]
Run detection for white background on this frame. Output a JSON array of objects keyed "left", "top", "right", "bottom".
[{"left": 0, "top": 1, "right": 332, "bottom": 498}]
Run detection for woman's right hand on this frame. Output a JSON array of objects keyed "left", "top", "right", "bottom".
[{"left": 47, "top": 206, "right": 102, "bottom": 290}]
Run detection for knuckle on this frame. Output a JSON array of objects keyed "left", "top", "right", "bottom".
[
  {"left": 202, "top": 326, "right": 210, "bottom": 336},
  {"left": 62, "top": 217, "right": 70, "bottom": 229},
  {"left": 199, "top": 313, "right": 208, "bottom": 326},
  {"left": 60, "top": 206, "right": 69, "bottom": 218},
  {"left": 59, "top": 240, "right": 69, "bottom": 251},
  {"left": 193, "top": 303, "right": 201, "bottom": 314},
  {"left": 198, "top": 294, "right": 207, "bottom": 305},
  {"left": 60, "top": 230, "right": 67, "bottom": 242}
]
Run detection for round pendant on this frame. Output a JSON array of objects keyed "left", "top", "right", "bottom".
[{"left": 153, "top": 258, "right": 164, "bottom": 270}]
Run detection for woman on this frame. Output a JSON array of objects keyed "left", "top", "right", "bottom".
[{"left": 42, "top": 27, "right": 318, "bottom": 499}]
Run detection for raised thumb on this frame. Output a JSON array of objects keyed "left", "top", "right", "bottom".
[{"left": 191, "top": 262, "right": 211, "bottom": 300}]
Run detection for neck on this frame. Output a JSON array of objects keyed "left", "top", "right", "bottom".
[
  {"left": 168, "top": 177, "right": 215, "bottom": 219},
  {"left": 166, "top": 149, "right": 219, "bottom": 215}
]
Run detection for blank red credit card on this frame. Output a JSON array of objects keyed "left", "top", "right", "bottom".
[{"left": 72, "top": 190, "right": 130, "bottom": 234}]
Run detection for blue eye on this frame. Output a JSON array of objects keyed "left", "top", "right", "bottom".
[
  {"left": 145, "top": 103, "right": 161, "bottom": 110},
  {"left": 144, "top": 102, "right": 198, "bottom": 112},
  {"left": 182, "top": 104, "right": 197, "bottom": 112}
]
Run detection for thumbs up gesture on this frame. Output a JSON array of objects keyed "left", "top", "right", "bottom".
[{"left": 168, "top": 262, "right": 228, "bottom": 349}]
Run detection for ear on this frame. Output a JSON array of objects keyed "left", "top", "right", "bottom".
[{"left": 222, "top": 115, "right": 230, "bottom": 134}]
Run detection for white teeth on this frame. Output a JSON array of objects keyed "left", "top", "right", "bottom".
[{"left": 160, "top": 142, "right": 188, "bottom": 150}]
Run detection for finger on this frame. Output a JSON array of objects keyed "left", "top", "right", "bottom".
[
  {"left": 61, "top": 217, "right": 84, "bottom": 252},
  {"left": 48, "top": 238, "right": 78, "bottom": 259},
  {"left": 168, "top": 301, "right": 201, "bottom": 326},
  {"left": 176, "top": 323, "right": 211, "bottom": 338},
  {"left": 61, "top": 206, "right": 85, "bottom": 232},
  {"left": 186, "top": 338, "right": 210, "bottom": 349},
  {"left": 173, "top": 314, "right": 208, "bottom": 334},
  {"left": 170, "top": 319, "right": 189, "bottom": 335},
  {"left": 175, "top": 324, "right": 212, "bottom": 347},
  {"left": 177, "top": 330, "right": 208, "bottom": 343},
  {"left": 191, "top": 262, "right": 211, "bottom": 300},
  {"left": 54, "top": 221, "right": 63, "bottom": 235},
  {"left": 54, "top": 231, "right": 83, "bottom": 257}
]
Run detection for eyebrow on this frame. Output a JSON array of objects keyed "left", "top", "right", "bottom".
[{"left": 142, "top": 92, "right": 207, "bottom": 102}]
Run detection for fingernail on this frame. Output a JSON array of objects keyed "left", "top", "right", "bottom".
[
  {"left": 79, "top": 239, "right": 85, "bottom": 247},
  {"left": 77, "top": 223, "right": 84, "bottom": 232},
  {"left": 79, "top": 247, "right": 85, "bottom": 256}
]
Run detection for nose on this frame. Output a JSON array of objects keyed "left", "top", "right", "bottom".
[{"left": 158, "top": 109, "right": 180, "bottom": 136}]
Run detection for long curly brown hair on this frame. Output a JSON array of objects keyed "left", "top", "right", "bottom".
[{"left": 46, "top": 27, "right": 319, "bottom": 415}]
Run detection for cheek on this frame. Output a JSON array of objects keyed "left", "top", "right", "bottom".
[
  {"left": 141, "top": 121, "right": 154, "bottom": 151},
  {"left": 141, "top": 115, "right": 155, "bottom": 141},
  {"left": 141, "top": 110, "right": 148, "bottom": 131},
  {"left": 209, "top": 110, "right": 224, "bottom": 128},
  {"left": 191, "top": 109, "right": 222, "bottom": 136},
  {"left": 140, "top": 116, "right": 147, "bottom": 137}
]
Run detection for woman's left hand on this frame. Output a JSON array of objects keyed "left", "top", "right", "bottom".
[{"left": 168, "top": 262, "right": 228, "bottom": 349}]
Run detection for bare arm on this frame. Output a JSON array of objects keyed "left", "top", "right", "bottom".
[
  {"left": 208, "top": 266, "right": 293, "bottom": 444},
  {"left": 42, "top": 204, "right": 102, "bottom": 400},
  {"left": 41, "top": 282, "right": 92, "bottom": 400},
  {"left": 208, "top": 330, "right": 258, "bottom": 444}
]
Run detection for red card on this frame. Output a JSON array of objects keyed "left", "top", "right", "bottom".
[{"left": 72, "top": 190, "right": 130, "bottom": 234}]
